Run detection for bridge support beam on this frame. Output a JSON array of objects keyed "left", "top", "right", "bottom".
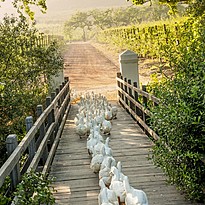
[{"left": 119, "top": 50, "right": 139, "bottom": 88}]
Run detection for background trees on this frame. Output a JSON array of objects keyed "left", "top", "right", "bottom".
[
  {"left": 64, "top": 3, "right": 183, "bottom": 42},
  {"left": 0, "top": 16, "right": 63, "bottom": 166}
]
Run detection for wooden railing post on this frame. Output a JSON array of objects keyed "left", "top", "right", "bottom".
[
  {"left": 120, "top": 75, "right": 125, "bottom": 107},
  {"left": 26, "top": 116, "right": 36, "bottom": 163},
  {"left": 142, "top": 85, "right": 147, "bottom": 130},
  {"left": 133, "top": 82, "right": 141, "bottom": 117},
  {"left": 128, "top": 79, "right": 134, "bottom": 111},
  {"left": 6, "top": 134, "right": 20, "bottom": 190},
  {"left": 46, "top": 97, "right": 54, "bottom": 146},
  {"left": 37, "top": 105, "right": 48, "bottom": 165},
  {"left": 117, "top": 72, "right": 121, "bottom": 101},
  {"left": 124, "top": 78, "right": 128, "bottom": 108}
]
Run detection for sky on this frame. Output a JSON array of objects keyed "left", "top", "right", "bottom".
[{"left": 0, "top": 0, "right": 132, "bottom": 20}]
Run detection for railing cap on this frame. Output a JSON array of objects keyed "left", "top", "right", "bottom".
[{"left": 119, "top": 50, "right": 138, "bottom": 62}]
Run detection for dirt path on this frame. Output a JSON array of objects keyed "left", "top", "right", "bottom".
[{"left": 63, "top": 42, "right": 118, "bottom": 100}]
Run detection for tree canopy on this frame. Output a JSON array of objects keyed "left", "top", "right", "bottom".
[
  {"left": 0, "top": 0, "right": 47, "bottom": 19},
  {"left": 127, "top": 0, "right": 205, "bottom": 16}
]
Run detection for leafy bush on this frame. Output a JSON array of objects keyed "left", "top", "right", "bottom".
[
  {"left": 14, "top": 170, "right": 55, "bottom": 205},
  {"left": 149, "top": 16, "right": 205, "bottom": 202},
  {"left": 97, "top": 9, "right": 205, "bottom": 202},
  {"left": 0, "top": 16, "right": 64, "bottom": 161}
]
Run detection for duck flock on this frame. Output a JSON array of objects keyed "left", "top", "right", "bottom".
[{"left": 74, "top": 92, "right": 148, "bottom": 205}]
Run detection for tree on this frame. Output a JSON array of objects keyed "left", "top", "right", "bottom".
[
  {"left": 0, "top": 0, "right": 47, "bottom": 20},
  {"left": 64, "top": 11, "right": 92, "bottom": 41},
  {"left": 127, "top": 0, "right": 205, "bottom": 16},
  {"left": 91, "top": 9, "right": 114, "bottom": 30},
  {"left": 126, "top": 0, "right": 190, "bottom": 13}
]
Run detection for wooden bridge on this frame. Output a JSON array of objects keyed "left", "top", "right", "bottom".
[{"left": 0, "top": 43, "right": 203, "bottom": 205}]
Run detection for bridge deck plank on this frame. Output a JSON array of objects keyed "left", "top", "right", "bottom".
[{"left": 50, "top": 103, "right": 203, "bottom": 205}]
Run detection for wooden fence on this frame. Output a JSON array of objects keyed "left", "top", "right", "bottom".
[
  {"left": 116, "top": 72, "right": 160, "bottom": 141},
  {"left": 0, "top": 77, "right": 71, "bottom": 193}
]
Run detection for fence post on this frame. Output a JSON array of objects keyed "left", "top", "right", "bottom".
[
  {"left": 119, "top": 50, "right": 139, "bottom": 88},
  {"left": 142, "top": 85, "right": 147, "bottom": 129},
  {"left": 128, "top": 79, "right": 134, "bottom": 111},
  {"left": 124, "top": 78, "right": 128, "bottom": 108},
  {"left": 37, "top": 105, "right": 48, "bottom": 165},
  {"left": 46, "top": 97, "right": 54, "bottom": 146},
  {"left": 6, "top": 134, "right": 20, "bottom": 190},
  {"left": 116, "top": 72, "right": 121, "bottom": 101},
  {"left": 26, "top": 116, "right": 36, "bottom": 163}
]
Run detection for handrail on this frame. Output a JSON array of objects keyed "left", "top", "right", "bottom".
[
  {"left": 116, "top": 77, "right": 160, "bottom": 104},
  {"left": 116, "top": 73, "right": 159, "bottom": 141},
  {"left": 0, "top": 78, "right": 71, "bottom": 189}
]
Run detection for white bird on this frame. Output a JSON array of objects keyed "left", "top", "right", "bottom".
[
  {"left": 75, "top": 118, "right": 87, "bottom": 138},
  {"left": 98, "top": 179, "right": 119, "bottom": 205},
  {"left": 116, "top": 161, "right": 126, "bottom": 182},
  {"left": 109, "top": 166, "right": 125, "bottom": 203},
  {"left": 99, "top": 157, "right": 112, "bottom": 187},
  {"left": 104, "top": 137, "right": 113, "bottom": 156},
  {"left": 98, "top": 186, "right": 113, "bottom": 205},
  {"left": 93, "top": 141, "right": 106, "bottom": 157},
  {"left": 123, "top": 176, "right": 148, "bottom": 205},
  {"left": 104, "top": 107, "right": 113, "bottom": 121},
  {"left": 87, "top": 130, "right": 98, "bottom": 155},
  {"left": 101, "top": 155, "right": 116, "bottom": 171},
  {"left": 102, "top": 117, "right": 112, "bottom": 135},
  {"left": 90, "top": 146, "right": 106, "bottom": 173},
  {"left": 111, "top": 106, "right": 118, "bottom": 119}
]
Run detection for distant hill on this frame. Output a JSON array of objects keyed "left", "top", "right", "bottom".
[{"left": 35, "top": 0, "right": 132, "bottom": 22}]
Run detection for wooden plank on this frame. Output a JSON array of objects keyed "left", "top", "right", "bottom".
[{"left": 50, "top": 102, "right": 202, "bottom": 205}]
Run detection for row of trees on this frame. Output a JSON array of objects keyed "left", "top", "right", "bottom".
[{"left": 64, "top": 2, "right": 186, "bottom": 41}]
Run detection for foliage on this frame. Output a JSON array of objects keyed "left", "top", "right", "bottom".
[
  {"left": 0, "top": 16, "right": 63, "bottom": 165},
  {"left": 64, "top": 11, "right": 92, "bottom": 41},
  {"left": 0, "top": 0, "right": 47, "bottom": 20},
  {"left": 97, "top": 17, "right": 189, "bottom": 59},
  {"left": 14, "top": 170, "right": 55, "bottom": 205},
  {"left": 97, "top": 4, "right": 205, "bottom": 200},
  {"left": 148, "top": 16, "right": 205, "bottom": 201},
  {"left": 0, "top": 177, "right": 11, "bottom": 205},
  {"left": 127, "top": 0, "right": 190, "bottom": 13},
  {"left": 64, "top": 3, "right": 185, "bottom": 42}
]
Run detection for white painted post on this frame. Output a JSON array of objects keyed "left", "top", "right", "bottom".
[{"left": 119, "top": 50, "right": 139, "bottom": 87}]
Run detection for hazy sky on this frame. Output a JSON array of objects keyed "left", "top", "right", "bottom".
[{"left": 0, "top": 0, "right": 132, "bottom": 20}]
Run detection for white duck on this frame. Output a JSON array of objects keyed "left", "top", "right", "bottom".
[
  {"left": 101, "top": 155, "right": 116, "bottom": 171},
  {"left": 99, "top": 157, "right": 112, "bottom": 187},
  {"left": 111, "top": 105, "right": 118, "bottom": 119},
  {"left": 104, "top": 107, "right": 113, "bottom": 121},
  {"left": 109, "top": 166, "right": 125, "bottom": 203},
  {"left": 98, "top": 186, "right": 113, "bottom": 205},
  {"left": 75, "top": 117, "right": 87, "bottom": 138},
  {"left": 123, "top": 176, "right": 148, "bottom": 205},
  {"left": 98, "top": 179, "right": 119, "bottom": 205},
  {"left": 116, "top": 161, "right": 126, "bottom": 182},
  {"left": 87, "top": 130, "right": 99, "bottom": 155},
  {"left": 104, "top": 137, "right": 113, "bottom": 156},
  {"left": 102, "top": 116, "right": 112, "bottom": 135},
  {"left": 90, "top": 146, "right": 106, "bottom": 173},
  {"left": 93, "top": 140, "right": 106, "bottom": 157}
]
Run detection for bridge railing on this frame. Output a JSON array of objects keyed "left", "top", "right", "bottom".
[
  {"left": 116, "top": 72, "right": 160, "bottom": 141},
  {"left": 0, "top": 77, "right": 71, "bottom": 192}
]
